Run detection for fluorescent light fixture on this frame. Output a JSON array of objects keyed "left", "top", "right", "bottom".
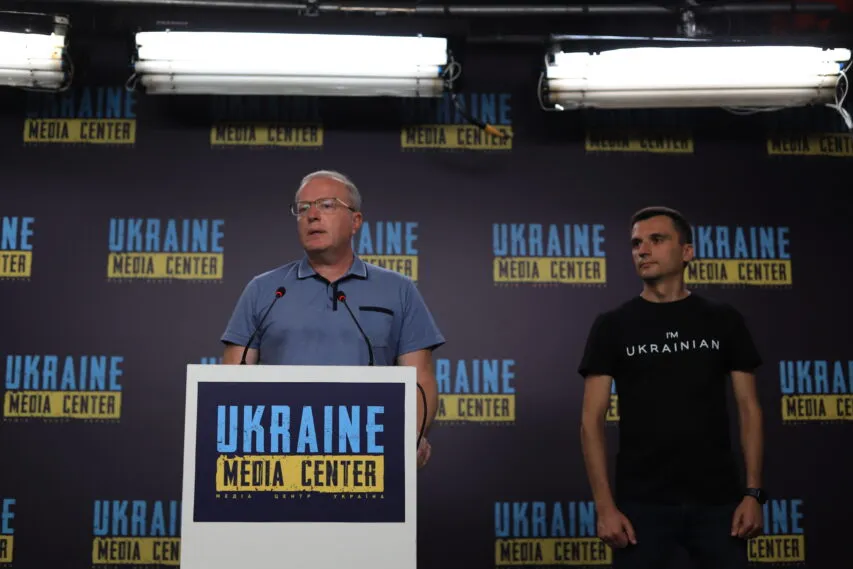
[
  {"left": 0, "top": 29, "right": 68, "bottom": 89},
  {"left": 133, "top": 31, "right": 449, "bottom": 97},
  {"left": 544, "top": 45, "right": 851, "bottom": 109}
]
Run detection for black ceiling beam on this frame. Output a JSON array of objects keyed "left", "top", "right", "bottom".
[
  {"left": 0, "top": 0, "right": 841, "bottom": 15},
  {"left": 1, "top": 1, "right": 847, "bottom": 48}
]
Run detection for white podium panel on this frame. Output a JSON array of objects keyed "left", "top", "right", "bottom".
[{"left": 181, "top": 364, "right": 417, "bottom": 569}]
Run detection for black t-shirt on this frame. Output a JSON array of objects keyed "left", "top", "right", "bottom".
[{"left": 578, "top": 293, "right": 762, "bottom": 506}]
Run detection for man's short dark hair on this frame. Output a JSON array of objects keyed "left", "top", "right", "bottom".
[{"left": 631, "top": 206, "right": 693, "bottom": 245}]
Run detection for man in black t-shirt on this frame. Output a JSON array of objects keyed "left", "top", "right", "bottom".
[{"left": 578, "top": 206, "right": 766, "bottom": 569}]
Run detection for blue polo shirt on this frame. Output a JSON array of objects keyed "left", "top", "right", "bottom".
[{"left": 221, "top": 256, "right": 445, "bottom": 366}]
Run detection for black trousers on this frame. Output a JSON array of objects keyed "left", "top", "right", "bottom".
[{"left": 612, "top": 501, "right": 749, "bottom": 569}]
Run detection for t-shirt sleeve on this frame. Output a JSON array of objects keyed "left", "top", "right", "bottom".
[
  {"left": 578, "top": 312, "right": 618, "bottom": 378},
  {"left": 220, "top": 278, "right": 261, "bottom": 348},
  {"left": 725, "top": 305, "right": 762, "bottom": 373},
  {"left": 396, "top": 280, "right": 446, "bottom": 357}
]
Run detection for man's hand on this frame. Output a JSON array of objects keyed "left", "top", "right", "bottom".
[
  {"left": 731, "top": 497, "right": 763, "bottom": 539},
  {"left": 416, "top": 437, "right": 431, "bottom": 469},
  {"left": 597, "top": 506, "right": 637, "bottom": 549}
]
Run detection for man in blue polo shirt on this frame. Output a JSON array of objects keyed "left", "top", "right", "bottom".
[{"left": 220, "top": 169, "right": 445, "bottom": 469}]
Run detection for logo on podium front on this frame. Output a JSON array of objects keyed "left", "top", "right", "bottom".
[{"left": 193, "top": 381, "right": 405, "bottom": 523}]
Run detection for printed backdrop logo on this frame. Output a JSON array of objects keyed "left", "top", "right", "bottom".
[
  {"left": 492, "top": 223, "right": 607, "bottom": 286},
  {"left": 435, "top": 358, "right": 515, "bottom": 425},
  {"left": 107, "top": 218, "right": 224, "bottom": 281},
  {"left": 401, "top": 92, "right": 513, "bottom": 151},
  {"left": 585, "top": 129, "right": 694, "bottom": 154},
  {"left": 2, "top": 354, "right": 122, "bottom": 423},
  {"left": 747, "top": 499, "right": 806, "bottom": 565},
  {"left": 494, "top": 500, "right": 612, "bottom": 567},
  {"left": 685, "top": 225, "right": 792, "bottom": 287},
  {"left": 92, "top": 499, "right": 180, "bottom": 567},
  {"left": 194, "top": 381, "right": 404, "bottom": 523},
  {"left": 209, "top": 95, "right": 323, "bottom": 149},
  {"left": 354, "top": 221, "right": 419, "bottom": 282},
  {"left": 0, "top": 498, "right": 13, "bottom": 565},
  {"left": 779, "top": 360, "right": 852, "bottom": 423},
  {"left": 23, "top": 87, "right": 137, "bottom": 145},
  {"left": 1, "top": 217, "right": 33, "bottom": 280},
  {"left": 767, "top": 132, "right": 853, "bottom": 157}
]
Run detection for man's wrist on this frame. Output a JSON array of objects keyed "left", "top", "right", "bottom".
[
  {"left": 594, "top": 498, "right": 617, "bottom": 514},
  {"left": 744, "top": 487, "right": 767, "bottom": 505}
]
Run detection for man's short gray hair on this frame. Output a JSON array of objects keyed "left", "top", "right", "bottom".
[{"left": 296, "top": 170, "right": 362, "bottom": 211}]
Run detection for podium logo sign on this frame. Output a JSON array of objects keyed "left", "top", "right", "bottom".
[{"left": 194, "top": 381, "right": 405, "bottom": 523}]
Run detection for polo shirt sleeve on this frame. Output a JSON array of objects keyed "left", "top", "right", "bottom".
[
  {"left": 221, "top": 278, "right": 261, "bottom": 348},
  {"left": 396, "top": 280, "right": 445, "bottom": 357}
]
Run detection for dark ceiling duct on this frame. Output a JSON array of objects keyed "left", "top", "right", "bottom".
[{"left": 0, "top": 0, "right": 840, "bottom": 14}]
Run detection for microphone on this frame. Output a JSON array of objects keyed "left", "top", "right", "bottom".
[
  {"left": 241, "top": 286, "right": 287, "bottom": 365},
  {"left": 336, "top": 290, "right": 374, "bottom": 366},
  {"left": 336, "top": 289, "right": 428, "bottom": 450}
]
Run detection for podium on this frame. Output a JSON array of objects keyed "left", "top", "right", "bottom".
[{"left": 181, "top": 364, "right": 418, "bottom": 569}]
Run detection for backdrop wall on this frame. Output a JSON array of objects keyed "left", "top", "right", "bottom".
[{"left": 0, "top": 44, "right": 850, "bottom": 569}]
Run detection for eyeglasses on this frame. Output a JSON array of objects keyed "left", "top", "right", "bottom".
[{"left": 290, "top": 197, "right": 356, "bottom": 217}]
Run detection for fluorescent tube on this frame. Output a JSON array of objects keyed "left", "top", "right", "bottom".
[
  {"left": 0, "top": 30, "right": 67, "bottom": 89},
  {"left": 544, "top": 45, "right": 851, "bottom": 109},
  {"left": 139, "top": 75, "right": 444, "bottom": 97},
  {"left": 133, "top": 31, "right": 449, "bottom": 97}
]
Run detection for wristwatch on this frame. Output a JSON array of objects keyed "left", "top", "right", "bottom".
[{"left": 745, "top": 488, "right": 767, "bottom": 505}]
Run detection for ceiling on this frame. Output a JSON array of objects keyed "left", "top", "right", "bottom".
[{"left": 0, "top": 0, "right": 848, "bottom": 45}]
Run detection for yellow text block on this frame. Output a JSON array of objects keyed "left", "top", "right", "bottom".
[
  {"left": 0, "top": 251, "right": 31, "bottom": 277},
  {"left": 685, "top": 260, "right": 791, "bottom": 285},
  {"left": 782, "top": 395, "right": 853, "bottom": 421},
  {"left": 24, "top": 119, "right": 136, "bottom": 144},
  {"left": 496, "top": 538, "right": 612, "bottom": 565},
  {"left": 4, "top": 391, "right": 121, "bottom": 419},
  {"left": 93, "top": 537, "right": 180, "bottom": 565},
  {"left": 748, "top": 535, "right": 805, "bottom": 562},
  {"left": 0, "top": 536, "right": 13, "bottom": 563},
  {"left": 402, "top": 125, "right": 512, "bottom": 150},
  {"left": 494, "top": 258, "right": 606, "bottom": 284},
  {"left": 438, "top": 394, "right": 515, "bottom": 422},
  {"left": 216, "top": 455, "right": 384, "bottom": 493},
  {"left": 210, "top": 123, "right": 323, "bottom": 147},
  {"left": 107, "top": 253, "right": 223, "bottom": 280},
  {"left": 360, "top": 256, "right": 418, "bottom": 281}
]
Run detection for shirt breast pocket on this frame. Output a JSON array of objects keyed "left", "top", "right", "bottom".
[{"left": 358, "top": 306, "right": 395, "bottom": 360}]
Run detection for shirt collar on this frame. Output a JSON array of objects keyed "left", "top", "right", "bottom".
[{"left": 297, "top": 255, "right": 368, "bottom": 280}]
